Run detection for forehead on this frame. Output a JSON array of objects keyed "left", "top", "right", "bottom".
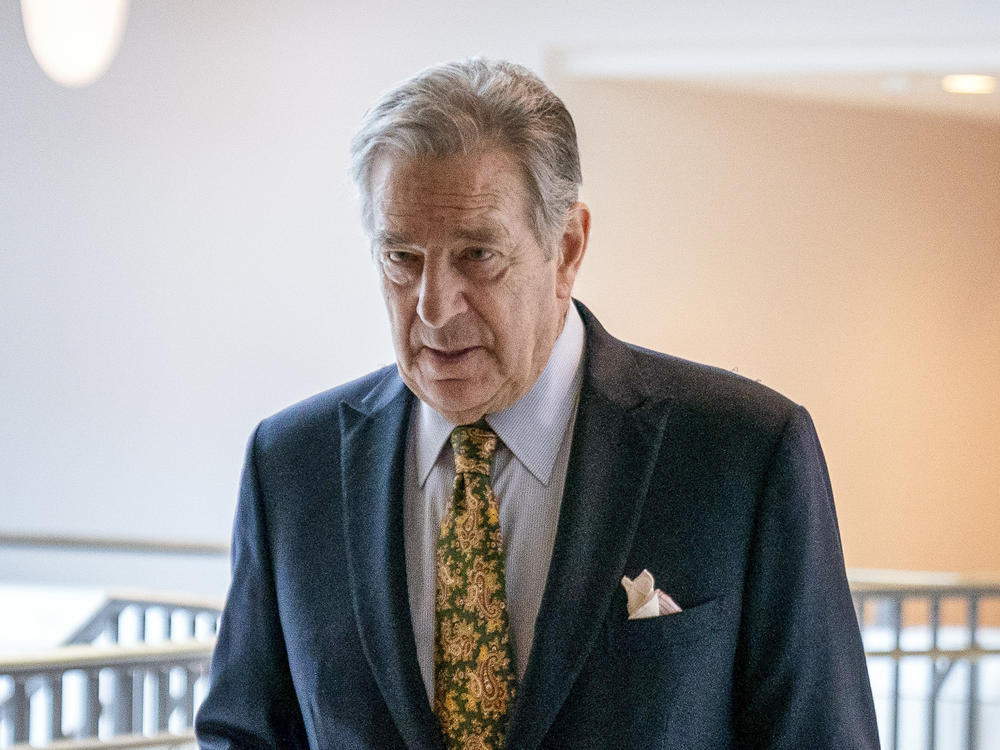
[{"left": 370, "top": 150, "right": 532, "bottom": 235}]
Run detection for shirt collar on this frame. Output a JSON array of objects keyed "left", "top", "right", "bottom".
[{"left": 414, "top": 302, "right": 586, "bottom": 486}]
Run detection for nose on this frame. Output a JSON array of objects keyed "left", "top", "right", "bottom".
[{"left": 416, "top": 257, "right": 468, "bottom": 328}]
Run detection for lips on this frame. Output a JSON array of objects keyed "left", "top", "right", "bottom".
[
  {"left": 423, "top": 345, "right": 482, "bottom": 373},
  {"left": 429, "top": 346, "right": 476, "bottom": 358}
]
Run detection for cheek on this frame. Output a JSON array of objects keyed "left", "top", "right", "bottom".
[
  {"left": 490, "top": 308, "right": 535, "bottom": 366},
  {"left": 381, "top": 288, "right": 415, "bottom": 346}
]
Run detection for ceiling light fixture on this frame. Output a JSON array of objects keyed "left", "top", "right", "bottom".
[
  {"left": 940, "top": 74, "right": 997, "bottom": 95},
  {"left": 21, "top": 0, "right": 130, "bottom": 88}
]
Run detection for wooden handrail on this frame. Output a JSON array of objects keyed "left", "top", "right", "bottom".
[
  {"left": 9, "top": 730, "right": 195, "bottom": 750},
  {"left": 864, "top": 645, "right": 1000, "bottom": 661},
  {"left": 0, "top": 532, "right": 228, "bottom": 557},
  {"left": 101, "top": 588, "right": 224, "bottom": 612},
  {"left": 0, "top": 641, "right": 214, "bottom": 677},
  {"left": 847, "top": 567, "right": 1000, "bottom": 590}
]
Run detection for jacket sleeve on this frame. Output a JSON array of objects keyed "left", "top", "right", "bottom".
[
  {"left": 195, "top": 425, "right": 309, "bottom": 750},
  {"left": 733, "top": 405, "right": 881, "bottom": 748}
]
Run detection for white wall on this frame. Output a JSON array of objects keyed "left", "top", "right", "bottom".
[{"left": 1, "top": 1, "right": 997, "bottom": 585}]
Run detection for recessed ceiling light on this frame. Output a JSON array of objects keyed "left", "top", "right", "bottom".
[
  {"left": 941, "top": 74, "right": 997, "bottom": 95},
  {"left": 21, "top": 0, "right": 130, "bottom": 88}
]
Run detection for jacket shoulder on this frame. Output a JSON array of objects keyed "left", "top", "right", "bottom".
[
  {"left": 628, "top": 343, "right": 799, "bottom": 437},
  {"left": 576, "top": 300, "right": 798, "bottom": 436},
  {"left": 253, "top": 364, "right": 400, "bottom": 452}
]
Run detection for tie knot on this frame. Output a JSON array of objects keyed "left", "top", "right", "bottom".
[{"left": 450, "top": 421, "right": 498, "bottom": 475}]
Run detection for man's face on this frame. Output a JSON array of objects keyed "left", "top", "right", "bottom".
[{"left": 370, "top": 149, "right": 587, "bottom": 424}]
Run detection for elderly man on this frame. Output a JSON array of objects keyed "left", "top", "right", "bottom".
[{"left": 195, "top": 59, "right": 879, "bottom": 749}]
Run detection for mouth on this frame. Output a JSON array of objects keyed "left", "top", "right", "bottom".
[
  {"left": 427, "top": 346, "right": 478, "bottom": 358},
  {"left": 423, "top": 346, "right": 481, "bottom": 368}
]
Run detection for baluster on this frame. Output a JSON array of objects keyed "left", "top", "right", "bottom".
[
  {"left": 84, "top": 669, "right": 101, "bottom": 737},
  {"left": 113, "top": 667, "right": 134, "bottom": 735},
  {"left": 169, "top": 609, "right": 194, "bottom": 641},
  {"left": 889, "top": 594, "right": 903, "bottom": 750},
  {"left": 925, "top": 594, "right": 939, "bottom": 750},
  {"left": 133, "top": 669, "right": 146, "bottom": 734},
  {"left": 967, "top": 595, "right": 979, "bottom": 750},
  {"left": 157, "top": 667, "right": 172, "bottom": 732},
  {"left": 50, "top": 672, "right": 63, "bottom": 742},
  {"left": 13, "top": 677, "right": 29, "bottom": 744},
  {"left": 104, "top": 609, "right": 121, "bottom": 645},
  {"left": 0, "top": 689, "right": 7, "bottom": 743},
  {"left": 183, "top": 666, "right": 197, "bottom": 728}
]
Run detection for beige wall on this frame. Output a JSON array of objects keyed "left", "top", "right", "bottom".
[{"left": 557, "top": 77, "right": 1000, "bottom": 576}]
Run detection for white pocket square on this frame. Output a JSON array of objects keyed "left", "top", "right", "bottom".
[{"left": 621, "top": 569, "right": 683, "bottom": 619}]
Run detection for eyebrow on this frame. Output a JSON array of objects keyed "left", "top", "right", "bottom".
[
  {"left": 454, "top": 226, "right": 503, "bottom": 245},
  {"left": 373, "top": 230, "right": 412, "bottom": 248}
]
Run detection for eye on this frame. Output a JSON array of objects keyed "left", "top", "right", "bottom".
[
  {"left": 384, "top": 249, "right": 418, "bottom": 264},
  {"left": 464, "top": 247, "right": 494, "bottom": 261},
  {"left": 378, "top": 248, "right": 422, "bottom": 284}
]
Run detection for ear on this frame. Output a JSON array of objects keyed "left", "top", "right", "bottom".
[{"left": 555, "top": 202, "right": 590, "bottom": 300}]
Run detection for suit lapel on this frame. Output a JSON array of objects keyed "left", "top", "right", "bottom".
[
  {"left": 339, "top": 373, "right": 445, "bottom": 750},
  {"left": 505, "top": 305, "right": 671, "bottom": 750}
]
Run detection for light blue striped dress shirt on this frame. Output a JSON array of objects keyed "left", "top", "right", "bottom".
[{"left": 403, "top": 303, "right": 586, "bottom": 704}]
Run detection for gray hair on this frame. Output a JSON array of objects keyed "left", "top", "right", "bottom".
[{"left": 350, "top": 58, "right": 582, "bottom": 254}]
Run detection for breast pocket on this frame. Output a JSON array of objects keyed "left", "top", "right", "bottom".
[
  {"left": 609, "top": 595, "right": 724, "bottom": 654},
  {"left": 560, "top": 596, "right": 729, "bottom": 744}
]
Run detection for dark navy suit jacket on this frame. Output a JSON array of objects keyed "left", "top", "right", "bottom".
[{"left": 195, "top": 302, "right": 880, "bottom": 749}]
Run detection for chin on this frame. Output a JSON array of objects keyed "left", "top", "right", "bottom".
[
  {"left": 418, "top": 381, "right": 496, "bottom": 422},
  {"left": 428, "top": 391, "right": 488, "bottom": 421}
]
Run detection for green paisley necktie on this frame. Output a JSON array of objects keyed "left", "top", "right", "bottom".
[{"left": 433, "top": 422, "right": 517, "bottom": 750}]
